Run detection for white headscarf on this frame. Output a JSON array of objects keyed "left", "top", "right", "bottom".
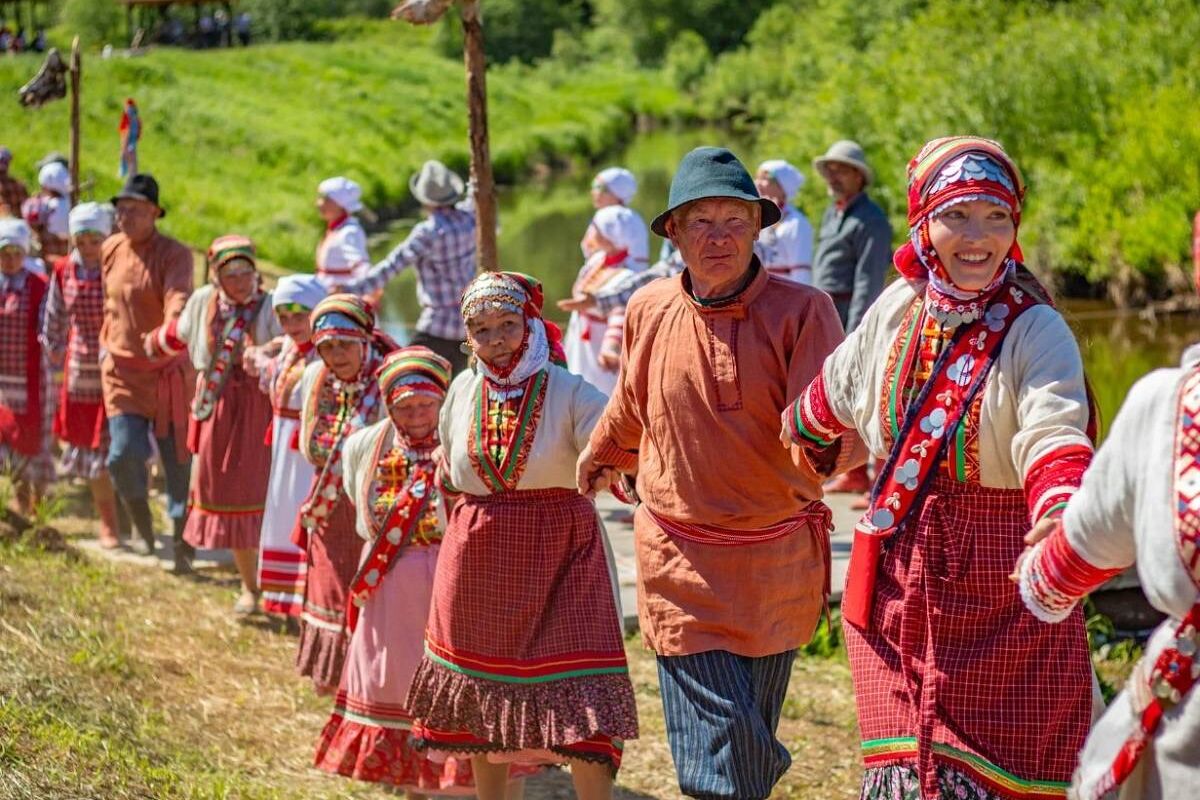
[
  {"left": 38, "top": 162, "right": 71, "bottom": 196},
  {"left": 591, "top": 204, "right": 650, "bottom": 266},
  {"left": 0, "top": 218, "right": 31, "bottom": 253},
  {"left": 68, "top": 202, "right": 114, "bottom": 237},
  {"left": 593, "top": 167, "right": 638, "bottom": 204},
  {"left": 318, "top": 176, "right": 363, "bottom": 214},
  {"left": 273, "top": 273, "right": 327, "bottom": 310},
  {"left": 758, "top": 159, "right": 805, "bottom": 203}
]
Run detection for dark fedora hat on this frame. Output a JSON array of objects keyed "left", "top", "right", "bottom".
[
  {"left": 111, "top": 173, "right": 165, "bottom": 217},
  {"left": 650, "top": 146, "right": 780, "bottom": 236}
]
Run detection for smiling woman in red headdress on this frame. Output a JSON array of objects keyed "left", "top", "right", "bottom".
[{"left": 784, "top": 137, "right": 1098, "bottom": 800}]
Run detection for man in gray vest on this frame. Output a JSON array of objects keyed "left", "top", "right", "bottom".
[{"left": 812, "top": 140, "right": 892, "bottom": 495}]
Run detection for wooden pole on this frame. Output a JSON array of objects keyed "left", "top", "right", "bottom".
[
  {"left": 69, "top": 35, "right": 81, "bottom": 206},
  {"left": 459, "top": 0, "right": 497, "bottom": 272}
]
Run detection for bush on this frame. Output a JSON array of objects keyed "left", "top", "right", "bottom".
[
  {"left": 697, "top": 0, "right": 1200, "bottom": 289},
  {"left": 591, "top": 0, "right": 778, "bottom": 66},
  {"left": 663, "top": 29, "right": 711, "bottom": 91}
]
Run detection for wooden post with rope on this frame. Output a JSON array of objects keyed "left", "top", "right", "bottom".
[
  {"left": 392, "top": 0, "right": 498, "bottom": 272},
  {"left": 69, "top": 36, "right": 81, "bottom": 206}
]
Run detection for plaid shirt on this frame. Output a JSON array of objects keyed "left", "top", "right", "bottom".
[
  {"left": 0, "top": 174, "right": 29, "bottom": 217},
  {"left": 348, "top": 202, "right": 476, "bottom": 340},
  {"left": 593, "top": 249, "right": 685, "bottom": 315}
]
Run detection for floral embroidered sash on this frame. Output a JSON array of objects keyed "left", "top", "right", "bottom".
[
  {"left": 842, "top": 281, "right": 1039, "bottom": 629},
  {"left": 193, "top": 292, "right": 266, "bottom": 422},
  {"left": 345, "top": 441, "right": 435, "bottom": 633},
  {"left": 298, "top": 364, "right": 381, "bottom": 536},
  {"left": 467, "top": 370, "right": 547, "bottom": 493}
]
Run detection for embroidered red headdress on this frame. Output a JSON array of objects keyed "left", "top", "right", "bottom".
[{"left": 894, "top": 136, "right": 1026, "bottom": 295}]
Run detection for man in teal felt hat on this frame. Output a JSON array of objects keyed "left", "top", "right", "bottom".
[{"left": 578, "top": 147, "right": 853, "bottom": 799}]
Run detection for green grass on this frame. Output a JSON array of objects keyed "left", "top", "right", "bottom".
[{"left": 2, "top": 18, "right": 680, "bottom": 270}]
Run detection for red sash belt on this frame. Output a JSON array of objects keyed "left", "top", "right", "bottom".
[{"left": 645, "top": 503, "right": 832, "bottom": 547}]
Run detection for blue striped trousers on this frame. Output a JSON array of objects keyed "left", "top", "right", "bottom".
[{"left": 657, "top": 648, "right": 796, "bottom": 799}]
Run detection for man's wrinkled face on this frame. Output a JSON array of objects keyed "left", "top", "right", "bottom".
[
  {"left": 665, "top": 197, "right": 761, "bottom": 291},
  {"left": 115, "top": 198, "right": 159, "bottom": 242},
  {"left": 820, "top": 161, "right": 866, "bottom": 203}
]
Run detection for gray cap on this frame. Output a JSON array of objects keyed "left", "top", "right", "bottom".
[
  {"left": 813, "top": 140, "right": 874, "bottom": 186},
  {"left": 409, "top": 160, "right": 465, "bottom": 207}
]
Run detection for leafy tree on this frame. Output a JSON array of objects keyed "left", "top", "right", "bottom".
[
  {"left": 59, "top": 0, "right": 123, "bottom": 46},
  {"left": 591, "top": 0, "right": 777, "bottom": 65},
  {"left": 436, "top": 0, "right": 590, "bottom": 64}
]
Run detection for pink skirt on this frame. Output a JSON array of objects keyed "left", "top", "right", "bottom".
[{"left": 315, "top": 544, "right": 476, "bottom": 794}]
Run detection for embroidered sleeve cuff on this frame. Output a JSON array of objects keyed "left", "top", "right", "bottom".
[
  {"left": 146, "top": 319, "right": 185, "bottom": 358},
  {"left": 589, "top": 436, "right": 639, "bottom": 473},
  {"left": 783, "top": 370, "right": 849, "bottom": 449},
  {"left": 1019, "top": 519, "right": 1124, "bottom": 624},
  {"left": 1024, "top": 444, "right": 1093, "bottom": 522}
]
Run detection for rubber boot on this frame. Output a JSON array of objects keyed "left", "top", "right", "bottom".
[
  {"left": 127, "top": 498, "right": 157, "bottom": 557},
  {"left": 90, "top": 477, "right": 121, "bottom": 549},
  {"left": 171, "top": 515, "right": 194, "bottom": 575},
  {"left": 115, "top": 494, "right": 131, "bottom": 538}
]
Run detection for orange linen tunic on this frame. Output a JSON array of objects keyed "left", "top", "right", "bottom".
[
  {"left": 589, "top": 263, "right": 851, "bottom": 657},
  {"left": 99, "top": 231, "right": 195, "bottom": 426}
]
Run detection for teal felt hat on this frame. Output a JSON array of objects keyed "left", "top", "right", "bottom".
[{"left": 650, "top": 146, "right": 780, "bottom": 236}]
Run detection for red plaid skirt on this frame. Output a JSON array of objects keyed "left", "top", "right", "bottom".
[
  {"left": 407, "top": 488, "right": 637, "bottom": 769},
  {"left": 847, "top": 477, "right": 1091, "bottom": 799},
  {"left": 296, "top": 493, "right": 360, "bottom": 690},
  {"left": 183, "top": 369, "right": 272, "bottom": 551}
]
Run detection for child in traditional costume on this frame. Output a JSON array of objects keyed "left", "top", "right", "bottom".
[
  {"left": 21, "top": 160, "right": 70, "bottom": 260},
  {"left": 564, "top": 204, "right": 648, "bottom": 396},
  {"left": 147, "top": 235, "right": 280, "bottom": 612},
  {"left": 0, "top": 218, "right": 52, "bottom": 514},
  {"left": 784, "top": 137, "right": 1097, "bottom": 799},
  {"left": 41, "top": 202, "right": 123, "bottom": 548},
  {"left": 1017, "top": 354, "right": 1200, "bottom": 800},
  {"left": 254, "top": 274, "right": 325, "bottom": 619},
  {"left": 315, "top": 177, "right": 371, "bottom": 291},
  {"left": 406, "top": 271, "right": 638, "bottom": 800},
  {"left": 314, "top": 346, "right": 479, "bottom": 795},
  {"left": 296, "top": 293, "right": 394, "bottom": 694}
]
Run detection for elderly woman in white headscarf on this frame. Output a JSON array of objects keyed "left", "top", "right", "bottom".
[
  {"left": 315, "top": 176, "right": 371, "bottom": 291},
  {"left": 755, "top": 159, "right": 814, "bottom": 285},
  {"left": 21, "top": 161, "right": 71, "bottom": 260},
  {"left": 565, "top": 203, "right": 649, "bottom": 396}
]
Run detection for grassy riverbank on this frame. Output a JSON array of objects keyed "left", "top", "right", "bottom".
[
  {"left": 0, "top": 490, "right": 860, "bottom": 799},
  {"left": 1, "top": 18, "right": 680, "bottom": 270}
]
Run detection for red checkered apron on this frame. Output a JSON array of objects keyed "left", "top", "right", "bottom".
[
  {"left": 51, "top": 257, "right": 106, "bottom": 448},
  {"left": 848, "top": 476, "right": 1092, "bottom": 798}
]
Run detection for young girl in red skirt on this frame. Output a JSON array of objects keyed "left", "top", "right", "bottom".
[
  {"left": 406, "top": 271, "right": 637, "bottom": 800},
  {"left": 147, "top": 235, "right": 279, "bottom": 612},
  {"left": 41, "top": 202, "right": 122, "bottom": 548},
  {"left": 295, "top": 293, "right": 394, "bottom": 694}
]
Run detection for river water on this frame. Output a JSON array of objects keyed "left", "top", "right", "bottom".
[{"left": 378, "top": 128, "right": 1197, "bottom": 428}]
